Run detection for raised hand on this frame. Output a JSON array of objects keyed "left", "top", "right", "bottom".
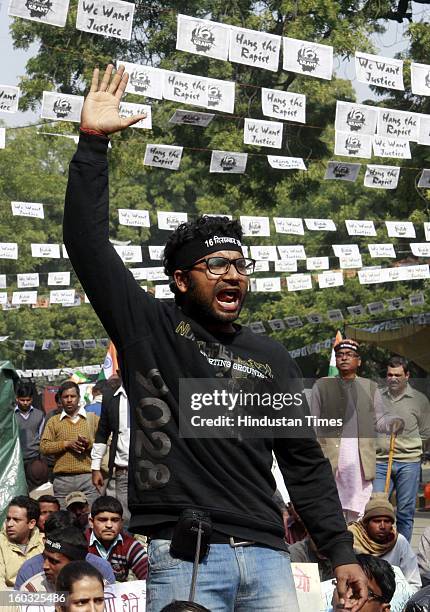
[{"left": 80, "top": 64, "right": 146, "bottom": 135}]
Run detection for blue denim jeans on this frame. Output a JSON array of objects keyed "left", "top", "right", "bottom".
[
  {"left": 146, "top": 539, "right": 299, "bottom": 612},
  {"left": 373, "top": 460, "right": 421, "bottom": 542}
]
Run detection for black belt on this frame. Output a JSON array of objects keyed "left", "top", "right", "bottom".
[{"left": 149, "top": 526, "right": 255, "bottom": 547}]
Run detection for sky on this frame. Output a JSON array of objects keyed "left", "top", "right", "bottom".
[{"left": 1, "top": 1, "right": 430, "bottom": 129}]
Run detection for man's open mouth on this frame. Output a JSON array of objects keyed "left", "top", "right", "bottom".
[{"left": 215, "top": 288, "right": 241, "bottom": 311}]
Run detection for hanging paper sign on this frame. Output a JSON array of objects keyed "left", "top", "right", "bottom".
[
  {"left": 267, "top": 319, "right": 285, "bottom": 331},
  {"left": 0, "top": 85, "right": 20, "bottom": 113},
  {"left": 261, "top": 88, "right": 306, "bottom": 122},
  {"left": 249, "top": 321, "right": 265, "bottom": 334},
  {"left": 275, "top": 260, "right": 297, "bottom": 272},
  {"left": 411, "top": 62, "right": 430, "bottom": 96},
  {"left": 41, "top": 92, "right": 84, "bottom": 123},
  {"left": 334, "top": 131, "right": 372, "bottom": 158},
  {"left": 404, "top": 264, "right": 429, "bottom": 280},
  {"left": 129, "top": 268, "right": 147, "bottom": 280},
  {"left": 176, "top": 14, "right": 230, "bottom": 61},
  {"left": 244, "top": 118, "right": 283, "bottom": 149},
  {"left": 0, "top": 128, "right": 4, "bottom": 149},
  {"left": 250, "top": 246, "right": 278, "bottom": 261},
  {"left": 377, "top": 108, "right": 419, "bottom": 141},
  {"left": 305, "top": 219, "right": 336, "bottom": 231},
  {"left": 347, "top": 304, "right": 365, "bottom": 316},
  {"left": 76, "top": 0, "right": 135, "bottom": 40},
  {"left": 364, "top": 165, "right": 400, "bottom": 189},
  {"left": 17, "top": 273, "right": 39, "bottom": 288},
  {"left": 119, "top": 102, "right": 151, "bottom": 129},
  {"left": 335, "top": 101, "right": 378, "bottom": 135},
  {"left": 418, "top": 114, "right": 430, "bottom": 146},
  {"left": 367, "top": 301, "right": 385, "bottom": 313},
  {"left": 169, "top": 109, "right": 214, "bottom": 126},
  {"left": 163, "top": 71, "right": 208, "bottom": 107},
  {"left": 418, "top": 169, "right": 430, "bottom": 188},
  {"left": 387, "top": 297, "right": 403, "bottom": 310},
  {"left": 148, "top": 246, "right": 165, "bottom": 260},
  {"left": 267, "top": 156, "right": 306, "bottom": 170},
  {"left": 327, "top": 309, "right": 344, "bottom": 321},
  {"left": 410, "top": 243, "right": 430, "bottom": 257},
  {"left": 48, "top": 272, "right": 70, "bottom": 285},
  {"left": 285, "top": 316, "right": 303, "bottom": 328},
  {"left": 385, "top": 220, "right": 416, "bottom": 238},
  {"left": 206, "top": 78, "right": 235, "bottom": 114},
  {"left": 113, "top": 245, "right": 142, "bottom": 262},
  {"left": 209, "top": 151, "right": 247, "bottom": 173},
  {"left": 146, "top": 267, "right": 168, "bottom": 281},
  {"left": 42, "top": 340, "right": 53, "bottom": 350},
  {"left": 0, "top": 275, "right": 6, "bottom": 289},
  {"left": 62, "top": 244, "right": 69, "bottom": 259},
  {"left": 144, "top": 144, "right": 183, "bottom": 170},
  {"left": 229, "top": 26, "right": 281, "bottom": 72},
  {"left": 157, "top": 211, "right": 187, "bottom": 231},
  {"left": 155, "top": 284, "right": 175, "bottom": 299},
  {"left": 0, "top": 293, "right": 7, "bottom": 305},
  {"left": 410, "top": 293, "right": 425, "bottom": 306},
  {"left": 11, "top": 201, "right": 44, "bottom": 219},
  {"left": 339, "top": 254, "right": 363, "bottom": 269},
  {"left": 345, "top": 220, "right": 376, "bottom": 237},
  {"left": 240, "top": 216, "right": 270, "bottom": 237},
  {"left": 254, "top": 261, "right": 270, "bottom": 272},
  {"left": 307, "top": 313, "right": 324, "bottom": 324},
  {"left": 118, "top": 61, "right": 164, "bottom": 99},
  {"left": 58, "top": 340, "right": 72, "bottom": 350},
  {"left": 277, "top": 245, "right": 306, "bottom": 260},
  {"left": 425, "top": 223, "right": 430, "bottom": 241},
  {"left": 273, "top": 217, "right": 304, "bottom": 235},
  {"left": 23, "top": 340, "right": 36, "bottom": 350},
  {"left": 12, "top": 291, "right": 38, "bottom": 305},
  {"left": 287, "top": 273, "right": 312, "bottom": 292},
  {"left": 283, "top": 37, "right": 333, "bottom": 80},
  {"left": 255, "top": 277, "right": 281, "bottom": 292},
  {"left": 50, "top": 289, "right": 75, "bottom": 304},
  {"left": 372, "top": 136, "right": 411, "bottom": 159},
  {"left": 9, "top": 0, "right": 70, "bottom": 27},
  {"left": 368, "top": 243, "right": 396, "bottom": 258},
  {"left": 83, "top": 339, "right": 97, "bottom": 349},
  {"left": 118, "top": 209, "right": 150, "bottom": 227},
  {"left": 324, "top": 162, "right": 361, "bottom": 182},
  {"left": 0, "top": 243, "right": 18, "bottom": 259},
  {"left": 358, "top": 269, "right": 383, "bottom": 284},
  {"left": 332, "top": 244, "right": 360, "bottom": 257},
  {"left": 306, "top": 257, "right": 329, "bottom": 270},
  {"left": 31, "top": 244, "right": 60, "bottom": 258},
  {"left": 71, "top": 340, "right": 84, "bottom": 348},
  {"left": 355, "top": 52, "right": 404, "bottom": 90}
]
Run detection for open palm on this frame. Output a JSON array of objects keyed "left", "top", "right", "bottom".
[{"left": 81, "top": 64, "right": 146, "bottom": 135}]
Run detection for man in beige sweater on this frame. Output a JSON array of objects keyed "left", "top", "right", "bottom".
[{"left": 40, "top": 381, "right": 99, "bottom": 509}]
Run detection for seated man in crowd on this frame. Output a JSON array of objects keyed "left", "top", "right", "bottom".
[
  {"left": 0, "top": 496, "right": 44, "bottom": 589},
  {"left": 348, "top": 494, "right": 421, "bottom": 590},
  {"left": 86, "top": 496, "right": 147, "bottom": 582},
  {"left": 37, "top": 495, "right": 60, "bottom": 533},
  {"left": 65, "top": 491, "right": 90, "bottom": 530},
  {"left": 15, "top": 511, "right": 114, "bottom": 588}
]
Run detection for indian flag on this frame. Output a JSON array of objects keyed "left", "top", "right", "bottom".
[
  {"left": 328, "top": 330, "right": 343, "bottom": 377},
  {"left": 99, "top": 341, "right": 119, "bottom": 380}
]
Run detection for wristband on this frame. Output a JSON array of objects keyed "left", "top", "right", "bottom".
[{"left": 80, "top": 127, "right": 109, "bottom": 138}]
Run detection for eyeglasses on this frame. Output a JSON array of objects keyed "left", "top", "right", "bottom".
[{"left": 186, "top": 256, "right": 256, "bottom": 276}]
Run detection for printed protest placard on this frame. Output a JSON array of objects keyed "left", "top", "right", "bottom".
[
  {"left": 17, "top": 274, "right": 39, "bottom": 288},
  {"left": 262, "top": 88, "right": 305, "bottom": 122},
  {"left": 250, "top": 246, "right": 278, "bottom": 261},
  {"left": 418, "top": 169, "right": 430, "bottom": 188},
  {"left": 209, "top": 151, "right": 247, "bottom": 173},
  {"left": 418, "top": 114, "right": 430, "bottom": 146},
  {"left": 411, "top": 62, "right": 430, "bottom": 96},
  {"left": 364, "top": 165, "right": 400, "bottom": 189},
  {"left": 23, "top": 341, "right": 36, "bottom": 350},
  {"left": 285, "top": 316, "right": 303, "bottom": 328},
  {"left": 118, "top": 61, "right": 164, "bottom": 99},
  {"left": 118, "top": 209, "right": 150, "bottom": 227},
  {"left": 119, "top": 102, "right": 151, "bottom": 129},
  {"left": 41, "top": 92, "right": 84, "bottom": 123},
  {"left": 306, "top": 257, "right": 329, "bottom": 270},
  {"left": 267, "top": 319, "right": 286, "bottom": 331},
  {"left": 345, "top": 220, "right": 376, "bottom": 237},
  {"left": 305, "top": 219, "right": 336, "bottom": 231},
  {"left": 255, "top": 278, "right": 281, "bottom": 292},
  {"left": 334, "top": 131, "right": 372, "bottom": 158},
  {"left": 48, "top": 272, "right": 70, "bottom": 285},
  {"left": 377, "top": 108, "right": 419, "bottom": 141},
  {"left": 333, "top": 244, "right": 360, "bottom": 257},
  {"left": 148, "top": 246, "right": 165, "bottom": 260},
  {"left": 287, "top": 274, "right": 312, "bottom": 292},
  {"left": 410, "top": 243, "right": 430, "bottom": 257},
  {"left": 273, "top": 217, "right": 304, "bottom": 235},
  {"left": 50, "top": 289, "right": 75, "bottom": 305},
  {"left": 368, "top": 244, "right": 396, "bottom": 258},
  {"left": 240, "top": 216, "right": 270, "bottom": 237},
  {"left": 155, "top": 284, "right": 175, "bottom": 299},
  {"left": 229, "top": 26, "right": 281, "bottom": 72},
  {"left": 244, "top": 118, "right": 283, "bottom": 148},
  {"left": 410, "top": 293, "right": 425, "bottom": 306},
  {"left": 335, "top": 101, "right": 378, "bottom": 135},
  {"left": 12, "top": 291, "right": 38, "bottom": 305},
  {"left": 163, "top": 71, "right": 208, "bottom": 107},
  {"left": 324, "top": 162, "right": 361, "bottom": 182},
  {"left": 249, "top": 321, "right": 265, "bottom": 333},
  {"left": 347, "top": 304, "right": 365, "bottom": 316},
  {"left": 146, "top": 267, "right": 168, "bottom": 281},
  {"left": 355, "top": 52, "right": 404, "bottom": 90},
  {"left": 206, "top": 77, "right": 235, "bottom": 113},
  {"left": 283, "top": 37, "right": 333, "bottom": 80},
  {"left": 113, "top": 245, "right": 142, "bottom": 262},
  {"left": 327, "top": 309, "right": 344, "bottom": 321},
  {"left": 358, "top": 269, "right": 383, "bottom": 284},
  {"left": 372, "top": 136, "right": 411, "bottom": 159},
  {"left": 0, "top": 85, "right": 20, "bottom": 113},
  {"left": 169, "top": 110, "right": 214, "bottom": 126},
  {"left": 385, "top": 220, "right": 415, "bottom": 238},
  {"left": 9, "top": 0, "right": 70, "bottom": 27},
  {"left": 76, "top": 0, "right": 135, "bottom": 40},
  {"left": 367, "top": 301, "right": 385, "bottom": 313},
  {"left": 11, "top": 202, "right": 44, "bottom": 219},
  {"left": 176, "top": 14, "right": 230, "bottom": 61},
  {"left": 267, "top": 156, "right": 306, "bottom": 170},
  {"left": 144, "top": 144, "right": 183, "bottom": 170},
  {"left": 339, "top": 254, "right": 363, "bottom": 269},
  {"left": 275, "top": 260, "right": 298, "bottom": 272},
  {"left": 254, "top": 261, "right": 270, "bottom": 272},
  {"left": 157, "top": 211, "right": 188, "bottom": 230},
  {"left": 0, "top": 243, "right": 18, "bottom": 259},
  {"left": 277, "top": 245, "right": 306, "bottom": 260},
  {"left": 31, "top": 244, "right": 61, "bottom": 258},
  {"left": 0, "top": 275, "right": 6, "bottom": 289}
]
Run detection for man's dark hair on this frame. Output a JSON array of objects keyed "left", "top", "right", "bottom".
[
  {"left": 45, "top": 510, "right": 77, "bottom": 534},
  {"left": 92, "top": 380, "right": 109, "bottom": 395},
  {"left": 356, "top": 554, "right": 395, "bottom": 603},
  {"left": 56, "top": 560, "right": 103, "bottom": 595},
  {"left": 90, "top": 495, "right": 123, "bottom": 518},
  {"left": 8, "top": 496, "right": 40, "bottom": 522},
  {"left": 387, "top": 355, "right": 409, "bottom": 374},
  {"left": 46, "top": 527, "right": 88, "bottom": 559},
  {"left": 38, "top": 495, "right": 60, "bottom": 509},
  {"left": 16, "top": 382, "right": 34, "bottom": 398},
  {"left": 58, "top": 380, "right": 80, "bottom": 398},
  {"left": 160, "top": 603, "right": 211, "bottom": 612}
]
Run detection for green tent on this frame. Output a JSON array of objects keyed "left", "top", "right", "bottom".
[{"left": 0, "top": 362, "right": 27, "bottom": 524}]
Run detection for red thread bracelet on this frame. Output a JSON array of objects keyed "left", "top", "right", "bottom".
[{"left": 80, "top": 127, "right": 108, "bottom": 138}]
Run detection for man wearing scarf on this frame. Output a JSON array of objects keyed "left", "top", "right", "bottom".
[{"left": 348, "top": 494, "right": 421, "bottom": 591}]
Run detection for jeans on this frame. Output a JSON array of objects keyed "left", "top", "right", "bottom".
[
  {"left": 373, "top": 460, "right": 421, "bottom": 542},
  {"left": 146, "top": 539, "right": 299, "bottom": 612}
]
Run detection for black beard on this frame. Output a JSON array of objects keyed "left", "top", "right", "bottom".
[{"left": 181, "top": 277, "right": 244, "bottom": 327}]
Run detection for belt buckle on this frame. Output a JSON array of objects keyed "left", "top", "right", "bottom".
[{"left": 229, "top": 537, "right": 255, "bottom": 548}]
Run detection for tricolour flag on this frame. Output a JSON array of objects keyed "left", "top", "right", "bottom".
[
  {"left": 328, "top": 330, "right": 343, "bottom": 376},
  {"left": 99, "top": 341, "right": 119, "bottom": 380}
]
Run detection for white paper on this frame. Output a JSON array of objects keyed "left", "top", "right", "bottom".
[
  {"left": 0, "top": 128, "right": 4, "bottom": 149},
  {"left": 146, "top": 267, "right": 168, "bottom": 282},
  {"left": 372, "top": 135, "right": 411, "bottom": 159},
  {"left": 317, "top": 272, "right": 343, "bottom": 289},
  {"left": 345, "top": 220, "right": 376, "bottom": 237},
  {"left": 244, "top": 118, "right": 283, "bottom": 149},
  {"left": 0, "top": 293, "right": 8, "bottom": 305},
  {"left": 339, "top": 254, "right": 363, "bottom": 269},
  {"left": 250, "top": 246, "right": 278, "bottom": 261},
  {"left": 0, "top": 243, "right": 18, "bottom": 259},
  {"left": 114, "top": 245, "right": 142, "bottom": 262},
  {"left": 58, "top": 340, "right": 72, "bottom": 350},
  {"left": 366, "top": 301, "right": 384, "bottom": 313},
  {"left": 209, "top": 151, "right": 247, "bottom": 173},
  {"left": 324, "top": 161, "right": 361, "bottom": 181},
  {"left": 50, "top": 289, "right": 75, "bottom": 304},
  {"left": 240, "top": 216, "right": 270, "bottom": 237},
  {"left": 306, "top": 257, "right": 329, "bottom": 270},
  {"left": 23, "top": 340, "right": 36, "bottom": 350},
  {"left": 17, "top": 273, "right": 39, "bottom": 288},
  {"left": 118, "top": 61, "right": 164, "bottom": 100},
  {"left": 411, "top": 62, "right": 430, "bottom": 96},
  {"left": 307, "top": 313, "right": 323, "bottom": 324},
  {"left": 62, "top": 244, "right": 69, "bottom": 259},
  {"left": 410, "top": 293, "right": 425, "bottom": 306},
  {"left": 385, "top": 220, "right": 416, "bottom": 238},
  {"left": 148, "top": 246, "right": 165, "bottom": 260},
  {"left": 285, "top": 316, "right": 303, "bottom": 328},
  {"left": 368, "top": 243, "right": 396, "bottom": 258},
  {"left": 163, "top": 71, "right": 207, "bottom": 108},
  {"left": 275, "top": 260, "right": 297, "bottom": 272},
  {"left": 387, "top": 297, "right": 403, "bottom": 311},
  {"left": 267, "top": 319, "right": 285, "bottom": 331},
  {"left": 418, "top": 169, "right": 430, "bottom": 188},
  {"left": 42, "top": 340, "right": 53, "bottom": 350},
  {"left": 41, "top": 92, "right": 84, "bottom": 122},
  {"left": 11, "top": 201, "right": 44, "bottom": 219},
  {"left": 0, "top": 275, "right": 6, "bottom": 289},
  {"left": 364, "top": 165, "right": 400, "bottom": 189},
  {"left": 425, "top": 223, "right": 430, "bottom": 242},
  {"left": 410, "top": 243, "right": 430, "bottom": 257},
  {"left": 255, "top": 277, "right": 281, "bottom": 292},
  {"left": 169, "top": 109, "right": 214, "bottom": 127},
  {"left": 277, "top": 245, "right": 306, "bottom": 260},
  {"left": 76, "top": 0, "right": 135, "bottom": 40},
  {"left": 418, "top": 114, "right": 430, "bottom": 146},
  {"left": 154, "top": 284, "right": 175, "bottom": 299},
  {"left": 176, "top": 14, "right": 230, "bottom": 61},
  {"left": 335, "top": 101, "right": 378, "bottom": 135},
  {"left": 12, "top": 291, "right": 37, "bottom": 305},
  {"left": 119, "top": 102, "right": 151, "bottom": 129},
  {"left": 327, "top": 309, "right": 344, "bottom": 321},
  {"left": 287, "top": 273, "right": 312, "bottom": 292},
  {"left": 118, "top": 209, "right": 150, "bottom": 227},
  {"left": 9, "top": 0, "right": 70, "bottom": 27},
  {"left": 335, "top": 131, "right": 372, "bottom": 158},
  {"left": 83, "top": 339, "right": 97, "bottom": 348},
  {"left": 347, "top": 304, "right": 365, "bottom": 316},
  {"left": 253, "top": 261, "right": 270, "bottom": 272},
  {"left": 273, "top": 217, "right": 304, "bottom": 235},
  {"left": 262, "top": 88, "right": 305, "bottom": 123},
  {"left": 47, "top": 272, "right": 70, "bottom": 285},
  {"left": 283, "top": 37, "right": 333, "bottom": 80},
  {"left": 305, "top": 219, "right": 336, "bottom": 231},
  {"left": 229, "top": 26, "right": 281, "bottom": 72},
  {"left": 206, "top": 78, "right": 235, "bottom": 114},
  {"left": 0, "top": 85, "right": 20, "bottom": 113},
  {"left": 332, "top": 244, "right": 360, "bottom": 258},
  {"left": 144, "top": 144, "right": 183, "bottom": 170},
  {"left": 377, "top": 108, "right": 419, "bottom": 141},
  {"left": 31, "top": 244, "right": 61, "bottom": 258},
  {"left": 129, "top": 268, "right": 147, "bottom": 280},
  {"left": 157, "top": 211, "right": 187, "bottom": 231},
  {"left": 267, "top": 156, "right": 306, "bottom": 170},
  {"left": 355, "top": 52, "right": 404, "bottom": 90},
  {"left": 249, "top": 321, "right": 265, "bottom": 334}
]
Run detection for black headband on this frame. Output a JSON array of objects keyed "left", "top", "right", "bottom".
[
  {"left": 169, "top": 234, "right": 243, "bottom": 271},
  {"left": 45, "top": 538, "right": 87, "bottom": 561},
  {"left": 335, "top": 341, "right": 360, "bottom": 355}
]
